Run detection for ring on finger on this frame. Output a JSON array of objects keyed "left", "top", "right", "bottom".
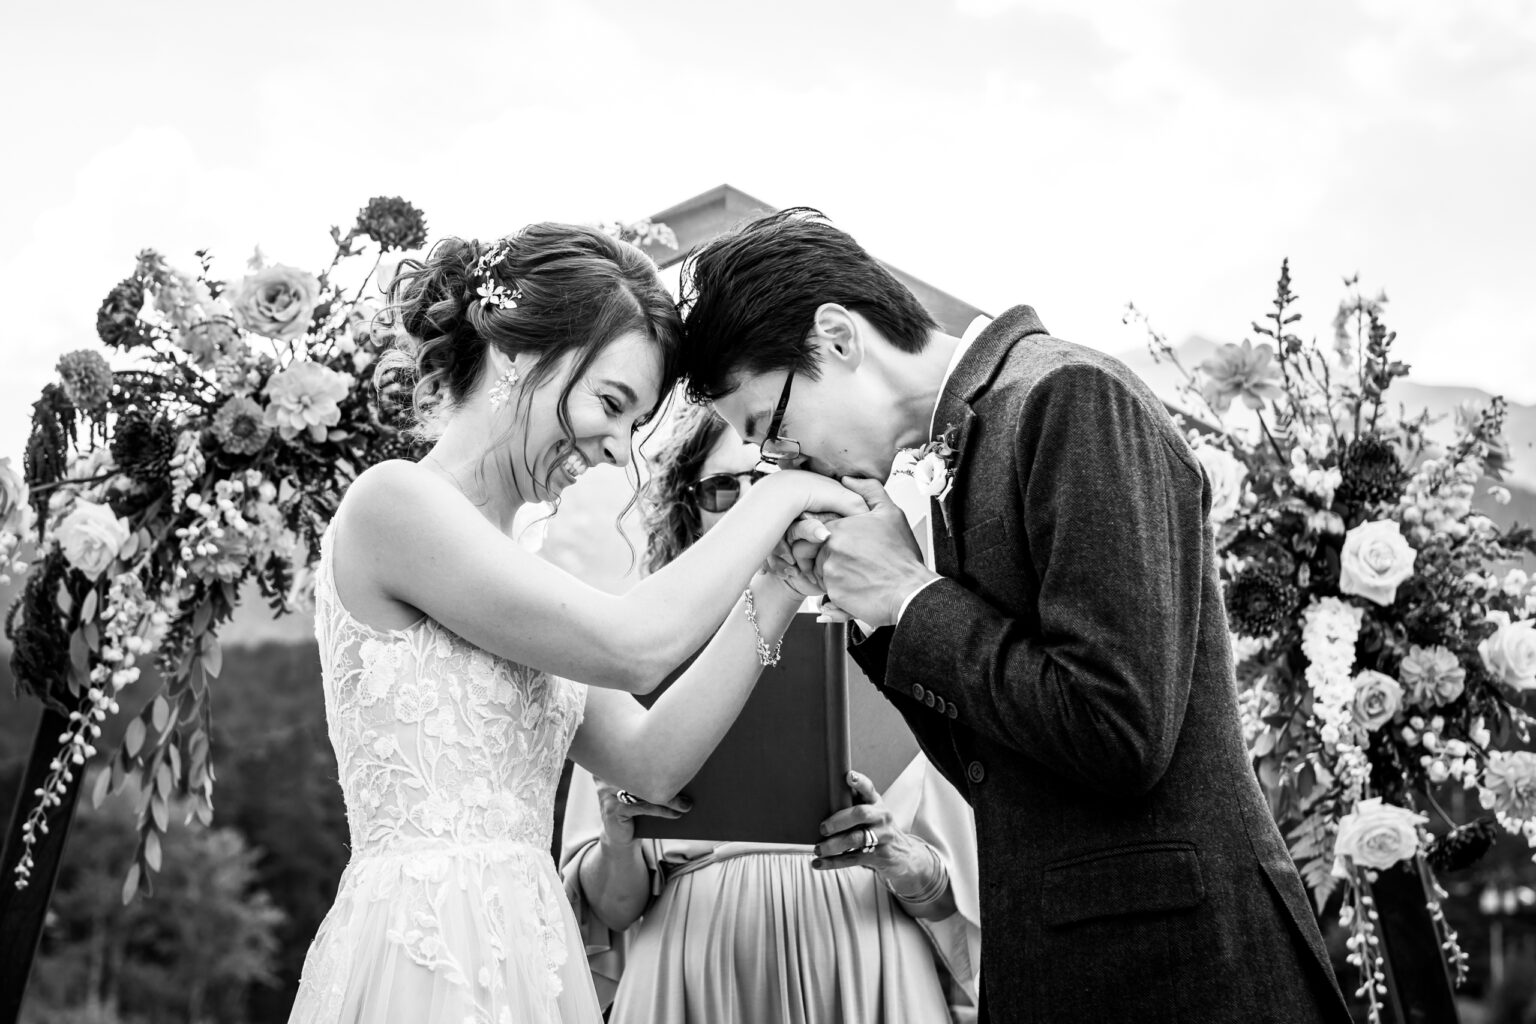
[
  {"left": 859, "top": 826, "right": 878, "bottom": 854},
  {"left": 616, "top": 790, "right": 640, "bottom": 806}
]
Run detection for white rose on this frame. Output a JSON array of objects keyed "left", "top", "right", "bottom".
[
  {"left": 1479, "top": 611, "right": 1536, "bottom": 691},
  {"left": 1338, "top": 519, "right": 1416, "bottom": 606},
  {"left": 1350, "top": 670, "right": 1403, "bottom": 732},
  {"left": 1195, "top": 445, "right": 1247, "bottom": 524},
  {"left": 55, "top": 500, "right": 130, "bottom": 580},
  {"left": 1333, "top": 797, "right": 1426, "bottom": 870},
  {"left": 227, "top": 264, "right": 320, "bottom": 341},
  {"left": 911, "top": 452, "right": 952, "bottom": 499}
]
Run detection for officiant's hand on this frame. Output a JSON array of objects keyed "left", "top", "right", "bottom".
[
  {"left": 815, "top": 478, "right": 939, "bottom": 629},
  {"left": 811, "top": 771, "right": 941, "bottom": 895},
  {"left": 593, "top": 776, "right": 691, "bottom": 848}
]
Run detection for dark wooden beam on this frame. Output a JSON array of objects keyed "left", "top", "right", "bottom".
[{"left": 0, "top": 707, "right": 84, "bottom": 1023}]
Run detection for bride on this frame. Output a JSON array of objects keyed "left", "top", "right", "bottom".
[{"left": 286, "top": 224, "right": 865, "bottom": 1023}]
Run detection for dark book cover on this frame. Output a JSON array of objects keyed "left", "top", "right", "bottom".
[{"left": 636, "top": 615, "right": 919, "bottom": 844}]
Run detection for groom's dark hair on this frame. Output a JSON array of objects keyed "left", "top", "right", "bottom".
[{"left": 678, "top": 208, "right": 937, "bottom": 402}]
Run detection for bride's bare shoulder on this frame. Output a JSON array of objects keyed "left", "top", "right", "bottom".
[{"left": 338, "top": 460, "right": 460, "bottom": 542}]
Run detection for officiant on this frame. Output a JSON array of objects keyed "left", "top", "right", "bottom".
[{"left": 559, "top": 402, "right": 981, "bottom": 1024}]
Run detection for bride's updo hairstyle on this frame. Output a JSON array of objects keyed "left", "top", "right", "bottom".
[{"left": 377, "top": 223, "right": 683, "bottom": 487}]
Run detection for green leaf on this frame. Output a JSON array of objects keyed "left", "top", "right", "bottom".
[
  {"left": 192, "top": 601, "right": 213, "bottom": 636},
  {"left": 81, "top": 588, "right": 99, "bottom": 624},
  {"left": 119, "top": 530, "right": 139, "bottom": 560},
  {"left": 151, "top": 794, "right": 169, "bottom": 833},
  {"left": 69, "top": 630, "right": 90, "bottom": 679},
  {"left": 144, "top": 829, "right": 162, "bottom": 872},
  {"left": 201, "top": 636, "right": 223, "bottom": 679},
  {"left": 151, "top": 695, "right": 170, "bottom": 733},
  {"left": 155, "top": 762, "right": 173, "bottom": 797},
  {"left": 125, "top": 718, "right": 146, "bottom": 758},
  {"left": 121, "top": 861, "right": 141, "bottom": 905},
  {"left": 91, "top": 767, "right": 112, "bottom": 809}
]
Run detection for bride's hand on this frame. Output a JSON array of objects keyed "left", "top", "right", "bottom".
[{"left": 764, "top": 469, "right": 870, "bottom": 519}]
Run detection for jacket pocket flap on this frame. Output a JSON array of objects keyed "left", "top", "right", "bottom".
[{"left": 1043, "top": 842, "right": 1206, "bottom": 927}]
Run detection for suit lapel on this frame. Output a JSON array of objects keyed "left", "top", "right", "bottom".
[{"left": 925, "top": 305, "right": 1049, "bottom": 576}]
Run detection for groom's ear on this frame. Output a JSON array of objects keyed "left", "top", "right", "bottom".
[{"left": 810, "top": 303, "right": 863, "bottom": 372}]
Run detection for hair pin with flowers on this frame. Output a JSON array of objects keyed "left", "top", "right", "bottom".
[{"left": 473, "top": 238, "right": 523, "bottom": 310}]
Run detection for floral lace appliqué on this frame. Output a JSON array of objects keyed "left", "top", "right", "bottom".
[{"left": 294, "top": 525, "right": 587, "bottom": 1020}]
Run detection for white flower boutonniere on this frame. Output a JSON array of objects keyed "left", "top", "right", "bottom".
[{"left": 894, "top": 426, "right": 959, "bottom": 531}]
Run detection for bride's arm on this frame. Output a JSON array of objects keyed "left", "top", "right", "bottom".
[
  {"left": 565, "top": 571, "right": 803, "bottom": 803},
  {"left": 340, "top": 461, "right": 856, "bottom": 693}
]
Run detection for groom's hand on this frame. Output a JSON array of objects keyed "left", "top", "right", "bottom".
[{"left": 816, "top": 478, "right": 939, "bottom": 629}]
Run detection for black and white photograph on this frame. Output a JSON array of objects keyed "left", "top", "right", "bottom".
[{"left": 2, "top": 3, "right": 1535, "bottom": 1022}]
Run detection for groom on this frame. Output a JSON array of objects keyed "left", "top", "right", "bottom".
[{"left": 677, "top": 209, "right": 1352, "bottom": 1023}]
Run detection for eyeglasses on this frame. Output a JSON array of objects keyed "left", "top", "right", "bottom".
[
  {"left": 687, "top": 470, "right": 769, "bottom": 513},
  {"left": 758, "top": 369, "right": 801, "bottom": 465}
]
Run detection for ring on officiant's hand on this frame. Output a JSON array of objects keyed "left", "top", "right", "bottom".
[
  {"left": 616, "top": 790, "right": 640, "bottom": 806},
  {"left": 859, "top": 827, "right": 878, "bottom": 854}
]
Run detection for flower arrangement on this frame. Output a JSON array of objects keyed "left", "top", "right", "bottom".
[
  {"left": 1129, "top": 263, "right": 1536, "bottom": 1018},
  {"left": 1, "top": 201, "right": 673, "bottom": 901},
  {"left": 892, "top": 426, "right": 958, "bottom": 530}
]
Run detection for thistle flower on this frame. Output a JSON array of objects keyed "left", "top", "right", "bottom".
[
  {"left": 56, "top": 350, "right": 113, "bottom": 412},
  {"left": 95, "top": 278, "right": 148, "bottom": 351},
  {"left": 1226, "top": 567, "right": 1297, "bottom": 638},
  {"left": 1336, "top": 436, "right": 1405, "bottom": 507},
  {"left": 354, "top": 196, "right": 428, "bottom": 252},
  {"left": 110, "top": 412, "right": 178, "bottom": 484}
]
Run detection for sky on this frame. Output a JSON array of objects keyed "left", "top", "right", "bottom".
[{"left": 2, "top": 0, "right": 1534, "bottom": 465}]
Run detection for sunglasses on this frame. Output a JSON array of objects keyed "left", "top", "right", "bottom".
[{"left": 687, "top": 470, "right": 769, "bottom": 513}]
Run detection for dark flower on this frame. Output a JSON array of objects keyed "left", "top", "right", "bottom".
[
  {"left": 111, "top": 411, "right": 177, "bottom": 484},
  {"left": 1336, "top": 435, "right": 1405, "bottom": 506},
  {"left": 1226, "top": 567, "right": 1298, "bottom": 638},
  {"left": 56, "top": 350, "right": 113, "bottom": 412},
  {"left": 211, "top": 396, "right": 272, "bottom": 456},
  {"left": 355, "top": 196, "right": 428, "bottom": 252},
  {"left": 1424, "top": 818, "right": 1497, "bottom": 873},
  {"left": 96, "top": 277, "right": 148, "bottom": 351}
]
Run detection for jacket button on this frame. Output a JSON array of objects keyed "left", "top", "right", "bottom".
[
  {"left": 911, "top": 684, "right": 926, "bottom": 701},
  {"left": 966, "top": 761, "right": 986, "bottom": 784},
  {"left": 946, "top": 703, "right": 958, "bottom": 720},
  {"left": 924, "top": 692, "right": 936, "bottom": 708}
]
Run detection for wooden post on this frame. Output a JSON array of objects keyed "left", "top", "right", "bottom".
[
  {"left": 1370, "top": 860, "right": 1461, "bottom": 1024},
  {"left": 0, "top": 707, "right": 83, "bottom": 1024}
]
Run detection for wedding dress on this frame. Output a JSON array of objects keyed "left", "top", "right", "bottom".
[{"left": 288, "top": 525, "right": 603, "bottom": 1023}]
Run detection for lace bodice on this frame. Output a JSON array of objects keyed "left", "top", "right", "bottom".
[{"left": 313, "top": 525, "right": 587, "bottom": 858}]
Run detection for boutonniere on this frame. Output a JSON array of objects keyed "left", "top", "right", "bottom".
[{"left": 894, "top": 425, "right": 959, "bottom": 532}]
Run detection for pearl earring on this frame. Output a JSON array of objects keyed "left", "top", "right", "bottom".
[{"left": 488, "top": 367, "right": 519, "bottom": 413}]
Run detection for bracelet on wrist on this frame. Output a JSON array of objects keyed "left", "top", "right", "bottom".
[
  {"left": 884, "top": 842, "right": 949, "bottom": 906},
  {"left": 742, "top": 586, "right": 783, "bottom": 667}
]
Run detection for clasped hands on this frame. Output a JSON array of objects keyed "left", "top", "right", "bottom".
[{"left": 768, "top": 477, "right": 939, "bottom": 630}]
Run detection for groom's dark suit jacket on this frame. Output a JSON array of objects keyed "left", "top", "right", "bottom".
[{"left": 850, "top": 307, "right": 1351, "bottom": 1023}]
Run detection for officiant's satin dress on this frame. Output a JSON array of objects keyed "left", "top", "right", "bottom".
[
  {"left": 288, "top": 525, "right": 604, "bottom": 1024},
  {"left": 560, "top": 757, "right": 981, "bottom": 1023}
]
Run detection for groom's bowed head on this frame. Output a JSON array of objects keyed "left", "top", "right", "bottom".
[{"left": 678, "top": 209, "right": 963, "bottom": 486}]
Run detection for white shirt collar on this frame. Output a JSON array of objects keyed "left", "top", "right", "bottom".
[{"left": 930, "top": 314, "right": 992, "bottom": 437}]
